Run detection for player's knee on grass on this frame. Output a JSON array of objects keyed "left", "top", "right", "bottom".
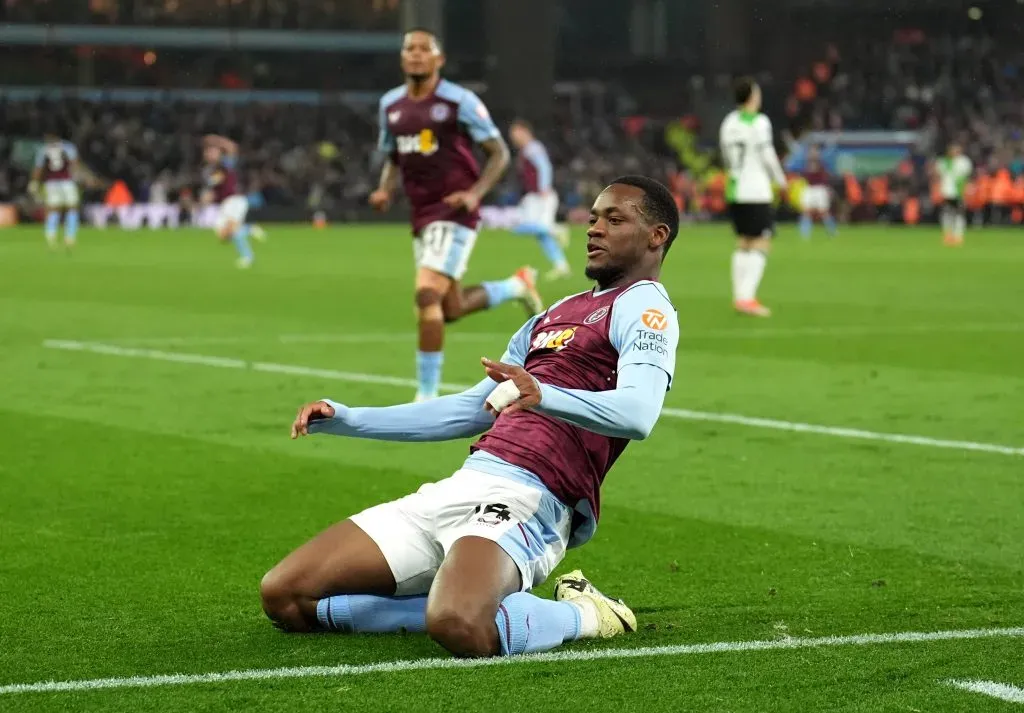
[
  {"left": 425, "top": 606, "right": 500, "bottom": 658},
  {"left": 258, "top": 568, "right": 317, "bottom": 633}
]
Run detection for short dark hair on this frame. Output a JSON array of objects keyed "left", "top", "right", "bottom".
[
  {"left": 734, "top": 76, "right": 757, "bottom": 105},
  {"left": 609, "top": 175, "right": 680, "bottom": 258},
  {"left": 403, "top": 27, "right": 443, "bottom": 52}
]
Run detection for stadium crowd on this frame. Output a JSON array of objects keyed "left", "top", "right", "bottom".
[{"left": 4, "top": 29, "right": 1024, "bottom": 223}]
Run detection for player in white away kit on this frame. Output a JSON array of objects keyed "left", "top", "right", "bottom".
[
  {"left": 935, "top": 143, "right": 972, "bottom": 247},
  {"left": 508, "top": 119, "right": 572, "bottom": 280},
  {"left": 30, "top": 133, "right": 80, "bottom": 250},
  {"left": 719, "top": 77, "right": 788, "bottom": 317}
]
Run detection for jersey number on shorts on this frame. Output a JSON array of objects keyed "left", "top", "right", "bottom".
[{"left": 421, "top": 222, "right": 455, "bottom": 257}]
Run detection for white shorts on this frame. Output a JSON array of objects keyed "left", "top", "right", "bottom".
[
  {"left": 214, "top": 195, "right": 249, "bottom": 233},
  {"left": 351, "top": 468, "right": 572, "bottom": 596},
  {"left": 43, "top": 180, "right": 79, "bottom": 209},
  {"left": 414, "top": 221, "right": 478, "bottom": 280},
  {"left": 801, "top": 185, "right": 831, "bottom": 213},
  {"left": 518, "top": 192, "right": 559, "bottom": 230}
]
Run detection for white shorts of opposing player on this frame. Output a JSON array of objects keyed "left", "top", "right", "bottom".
[
  {"left": 351, "top": 468, "right": 571, "bottom": 595},
  {"left": 43, "top": 180, "right": 80, "bottom": 209},
  {"left": 214, "top": 195, "right": 249, "bottom": 235},
  {"left": 801, "top": 185, "right": 831, "bottom": 214},
  {"left": 414, "top": 220, "right": 479, "bottom": 280},
  {"left": 518, "top": 191, "right": 559, "bottom": 230}
]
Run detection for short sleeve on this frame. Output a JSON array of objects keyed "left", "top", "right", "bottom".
[
  {"left": 64, "top": 143, "right": 78, "bottom": 161},
  {"left": 608, "top": 283, "right": 679, "bottom": 389},
  {"left": 377, "top": 99, "right": 396, "bottom": 154},
  {"left": 457, "top": 91, "right": 501, "bottom": 144},
  {"left": 33, "top": 148, "right": 45, "bottom": 168}
]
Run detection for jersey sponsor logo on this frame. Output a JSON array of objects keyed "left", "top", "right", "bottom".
[
  {"left": 641, "top": 308, "right": 668, "bottom": 331},
  {"left": 584, "top": 306, "right": 609, "bottom": 325},
  {"left": 430, "top": 103, "right": 451, "bottom": 122},
  {"left": 531, "top": 327, "right": 576, "bottom": 352},
  {"left": 633, "top": 328, "right": 671, "bottom": 356},
  {"left": 395, "top": 129, "right": 439, "bottom": 156},
  {"left": 388, "top": 110, "right": 402, "bottom": 123}
]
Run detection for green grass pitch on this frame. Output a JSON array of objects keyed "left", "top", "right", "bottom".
[{"left": 0, "top": 222, "right": 1022, "bottom": 712}]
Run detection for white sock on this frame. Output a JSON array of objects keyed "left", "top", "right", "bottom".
[
  {"left": 731, "top": 249, "right": 747, "bottom": 302},
  {"left": 940, "top": 209, "right": 951, "bottom": 234},
  {"left": 569, "top": 599, "right": 600, "bottom": 639},
  {"left": 953, "top": 214, "right": 966, "bottom": 239},
  {"left": 740, "top": 250, "right": 767, "bottom": 302}
]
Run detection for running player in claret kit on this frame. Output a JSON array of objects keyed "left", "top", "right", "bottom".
[
  {"left": 720, "top": 77, "right": 788, "bottom": 317},
  {"left": 262, "top": 176, "right": 680, "bottom": 658},
  {"left": 30, "top": 133, "right": 80, "bottom": 250},
  {"left": 799, "top": 147, "right": 837, "bottom": 239},
  {"left": 369, "top": 28, "right": 544, "bottom": 402},
  {"left": 201, "top": 135, "right": 265, "bottom": 269},
  {"left": 934, "top": 143, "right": 972, "bottom": 246},
  {"left": 509, "top": 119, "right": 572, "bottom": 280}
]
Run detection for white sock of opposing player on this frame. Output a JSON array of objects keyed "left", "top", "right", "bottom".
[
  {"left": 940, "top": 208, "right": 951, "bottom": 235},
  {"left": 731, "top": 249, "right": 747, "bottom": 302},
  {"left": 740, "top": 250, "right": 767, "bottom": 302},
  {"left": 953, "top": 213, "right": 966, "bottom": 240}
]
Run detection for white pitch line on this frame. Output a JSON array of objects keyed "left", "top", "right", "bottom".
[
  {"left": 41, "top": 340, "right": 1024, "bottom": 457},
  {"left": 2, "top": 626, "right": 1022, "bottom": 696},
  {"left": 946, "top": 679, "right": 1024, "bottom": 704}
]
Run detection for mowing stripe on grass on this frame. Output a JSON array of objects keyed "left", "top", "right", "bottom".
[
  {"left": 2, "top": 627, "right": 1023, "bottom": 696},
  {"left": 109, "top": 322, "right": 1024, "bottom": 347},
  {"left": 946, "top": 679, "right": 1024, "bottom": 704},
  {"left": 42, "top": 339, "right": 1024, "bottom": 457}
]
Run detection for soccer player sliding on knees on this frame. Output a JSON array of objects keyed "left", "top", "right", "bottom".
[{"left": 266, "top": 176, "right": 680, "bottom": 658}]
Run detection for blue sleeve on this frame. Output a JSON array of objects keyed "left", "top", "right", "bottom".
[
  {"left": 377, "top": 99, "right": 396, "bottom": 154},
  {"left": 221, "top": 156, "right": 236, "bottom": 169},
  {"left": 457, "top": 90, "right": 501, "bottom": 144},
  {"left": 64, "top": 143, "right": 79, "bottom": 161},
  {"left": 307, "top": 316, "right": 540, "bottom": 441},
  {"left": 308, "top": 378, "right": 495, "bottom": 441},
  {"left": 34, "top": 148, "right": 45, "bottom": 168},
  {"left": 535, "top": 364, "right": 668, "bottom": 440},
  {"left": 525, "top": 143, "right": 554, "bottom": 192},
  {"left": 608, "top": 282, "right": 678, "bottom": 388}
]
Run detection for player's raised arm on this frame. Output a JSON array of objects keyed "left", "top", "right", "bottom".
[
  {"left": 757, "top": 117, "right": 788, "bottom": 190},
  {"left": 293, "top": 315, "right": 541, "bottom": 441},
  {"left": 484, "top": 284, "right": 678, "bottom": 441}
]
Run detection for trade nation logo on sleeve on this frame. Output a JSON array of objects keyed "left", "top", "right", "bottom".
[{"left": 641, "top": 309, "right": 668, "bottom": 331}]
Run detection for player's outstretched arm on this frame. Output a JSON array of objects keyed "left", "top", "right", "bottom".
[
  {"left": 292, "top": 378, "right": 497, "bottom": 442},
  {"left": 294, "top": 315, "right": 540, "bottom": 442}
]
